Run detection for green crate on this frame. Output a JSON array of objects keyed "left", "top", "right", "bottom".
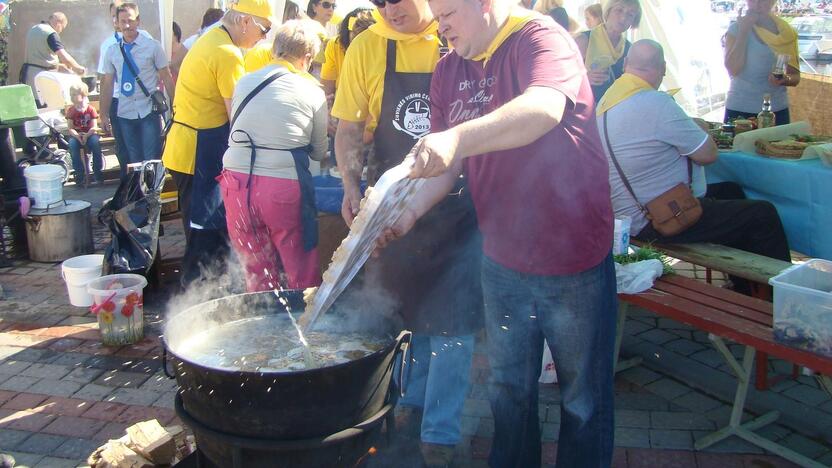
[{"left": 0, "top": 84, "right": 38, "bottom": 126}]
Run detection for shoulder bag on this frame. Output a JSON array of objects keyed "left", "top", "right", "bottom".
[
  {"left": 118, "top": 41, "right": 168, "bottom": 115},
  {"left": 602, "top": 112, "right": 702, "bottom": 237}
]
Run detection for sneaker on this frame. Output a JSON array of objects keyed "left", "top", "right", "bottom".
[{"left": 420, "top": 442, "right": 455, "bottom": 468}]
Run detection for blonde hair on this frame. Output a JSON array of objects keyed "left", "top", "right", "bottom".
[
  {"left": 603, "top": 0, "right": 641, "bottom": 28},
  {"left": 533, "top": 0, "right": 563, "bottom": 14},
  {"left": 69, "top": 83, "right": 89, "bottom": 98},
  {"left": 272, "top": 19, "right": 324, "bottom": 62},
  {"left": 585, "top": 4, "right": 603, "bottom": 22}
]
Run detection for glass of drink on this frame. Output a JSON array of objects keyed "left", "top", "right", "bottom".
[{"left": 771, "top": 54, "right": 790, "bottom": 80}]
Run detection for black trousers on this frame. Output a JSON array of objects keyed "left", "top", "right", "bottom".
[
  {"left": 635, "top": 184, "right": 791, "bottom": 294},
  {"left": 169, "top": 168, "right": 230, "bottom": 287}
]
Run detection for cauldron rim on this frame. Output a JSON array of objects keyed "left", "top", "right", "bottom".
[{"left": 163, "top": 290, "right": 402, "bottom": 377}]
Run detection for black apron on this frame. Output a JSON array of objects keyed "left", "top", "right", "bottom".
[
  {"left": 228, "top": 69, "right": 318, "bottom": 251},
  {"left": 361, "top": 40, "right": 482, "bottom": 336},
  {"left": 185, "top": 122, "right": 230, "bottom": 230}
]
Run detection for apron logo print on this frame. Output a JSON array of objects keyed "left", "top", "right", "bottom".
[
  {"left": 122, "top": 82, "right": 133, "bottom": 92},
  {"left": 392, "top": 93, "right": 431, "bottom": 139}
]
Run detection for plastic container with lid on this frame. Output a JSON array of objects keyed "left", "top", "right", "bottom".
[{"left": 769, "top": 259, "right": 832, "bottom": 358}]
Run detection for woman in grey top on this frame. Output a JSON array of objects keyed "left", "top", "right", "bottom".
[
  {"left": 219, "top": 20, "right": 327, "bottom": 292},
  {"left": 724, "top": 0, "right": 800, "bottom": 124}
]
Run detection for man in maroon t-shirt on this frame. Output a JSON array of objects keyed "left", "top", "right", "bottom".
[{"left": 377, "top": 3, "right": 617, "bottom": 467}]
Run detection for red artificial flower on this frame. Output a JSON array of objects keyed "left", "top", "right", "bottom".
[
  {"left": 102, "top": 301, "right": 116, "bottom": 313},
  {"left": 121, "top": 304, "right": 134, "bottom": 317}
]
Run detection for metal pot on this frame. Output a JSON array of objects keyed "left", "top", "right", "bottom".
[
  {"left": 163, "top": 290, "right": 410, "bottom": 468},
  {"left": 25, "top": 200, "right": 94, "bottom": 262},
  {"left": 81, "top": 75, "right": 98, "bottom": 93}
]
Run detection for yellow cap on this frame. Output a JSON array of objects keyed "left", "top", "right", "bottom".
[{"left": 230, "top": 0, "right": 275, "bottom": 23}]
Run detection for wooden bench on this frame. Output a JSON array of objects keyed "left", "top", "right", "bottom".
[
  {"left": 631, "top": 240, "right": 795, "bottom": 390},
  {"left": 617, "top": 274, "right": 832, "bottom": 468}
]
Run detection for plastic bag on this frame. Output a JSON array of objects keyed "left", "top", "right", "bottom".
[
  {"left": 615, "top": 259, "right": 664, "bottom": 294},
  {"left": 98, "top": 161, "right": 165, "bottom": 275},
  {"left": 539, "top": 339, "right": 558, "bottom": 384}
]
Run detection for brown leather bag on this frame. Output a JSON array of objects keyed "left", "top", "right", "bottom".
[{"left": 603, "top": 113, "right": 702, "bottom": 237}]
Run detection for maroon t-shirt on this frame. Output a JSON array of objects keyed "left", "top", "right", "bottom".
[{"left": 430, "top": 19, "right": 613, "bottom": 275}]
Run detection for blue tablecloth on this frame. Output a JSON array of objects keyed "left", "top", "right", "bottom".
[{"left": 706, "top": 151, "right": 832, "bottom": 260}]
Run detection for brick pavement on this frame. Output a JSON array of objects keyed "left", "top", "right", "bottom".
[{"left": 0, "top": 182, "right": 828, "bottom": 467}]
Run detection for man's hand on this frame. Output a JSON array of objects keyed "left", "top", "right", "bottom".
[
  {"left": 587, "top": 67, "right": 610, "bottom": 86},
  {"left": 100, "top": 116, "right": 112, "bottom": 135},
  {"left": 374, "top": 207, "right": 418, "bottom": 256},
  {"left": 737, "top": 10, "right": 760, "bottom": 33},
  {"left": 408, "top": 129, "right": 460, "bottom": 179},
  {"left": 768, "top": 73, "right": 789, "bottom": 87},
  {"left": 73, "top": 65, "right": 86, "bottom": 76},
  {"left": 341, "top": 184, "right": 363, "bottom": 226}
]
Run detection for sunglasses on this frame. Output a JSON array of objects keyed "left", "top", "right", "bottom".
[
  {"left": 369, "top": 0, "right": 401, "bottom": 7},
  {"left": 320, "top": 1, "right": 337, "bottom": 8},
  {"left": 251, "top": 17, "right": 271, "bottom": 36}
]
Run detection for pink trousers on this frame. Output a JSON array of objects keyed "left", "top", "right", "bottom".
[{"left": 219, "top": 170, "right": 321, "bottom": 292}]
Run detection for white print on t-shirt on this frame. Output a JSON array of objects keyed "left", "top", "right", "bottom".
[
  {"left": 392, "top": 92, "right": 431, "bottom": 139},
  {"left": 449, "top": 76, "right": 498, "bottom": 125}
]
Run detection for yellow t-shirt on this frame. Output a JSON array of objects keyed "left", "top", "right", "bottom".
[
  {"left": 244, "top": 41, "right": 274, "bottom": 73},
  {"left": 320, "top": 38, "right": 345, "bottom": 85},
  {"left": 330, "top": 17, "right": 440, "bottom": 135},
  {"left": 162, "top": 27, "right": 245, "bottom": 175}
]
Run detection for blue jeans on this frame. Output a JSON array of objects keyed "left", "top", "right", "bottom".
[
  {"left": 481, "top": 253, "right": 617, "bottom": 468},
  {"left": 110, "top": 98, "right": 128, "bottom": 179},
  {"left": 398, "top": 333, "right": 475, "bottom": 446},
  {"left": 118, "top": 113, "right": 162, "bottom": 165},
  {"left": 68, "top": 134, "right": 103, "bottom": 183}
]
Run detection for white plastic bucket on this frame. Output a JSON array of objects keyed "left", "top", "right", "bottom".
[
  {"left": 24, "top": 165, "right": 64, "bottom": 209},
  {"left": 61, "top": 254, "right": 104, "bottom": 307},
  {"left": 88, "top": 274, "right": 147, "bottom": 345}
]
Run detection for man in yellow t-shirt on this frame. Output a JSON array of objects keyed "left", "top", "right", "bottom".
[
  {"left": 162, "top": 0, "right": 273, "bottom": 286},
  {"left": 330, "top": 3, "right": 481, "bottom": 467}
]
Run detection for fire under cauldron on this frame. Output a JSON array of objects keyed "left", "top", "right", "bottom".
[{"left": 163, "top": 290, "right": 411, "bottom": 467}]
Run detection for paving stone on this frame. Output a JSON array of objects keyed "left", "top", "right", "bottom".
[
  {"left": 637, "top": 329, "right": 678, "bottom": 345},
  {"left": 648, "top": 429, "right": 693, "bottom": 450},
  {"left": 779, "top": 433, "right": 829, "bottom": 459},
  {"left": 626, "top": 447, "right": 696, "bottom": 467},
  {"left": 92, "top": 421, "right": 130, "bottom": 442},
  {"left": 0, "top": 360, "right": 31, "bottom": 374},
  {"left": 0, "top": 376, "right": 40, "bottom": 392},
  {"left": 62, "top": 368, "right": 104, "bottom": 385},
  {"left": 137, "top": 373, "right": 179, "bottom": 393},
  {"left": 71, "top": 384, "right": 113, "bottom": 402},
  {"left": 618, "top": 367, "right": 662, "bottom": 387},
  {"left": 672, "top": 391, "right": 724, "bottom": 413},
  {"left": 614, "top": 392, "right": 669, "bottom": 411},
  {"left": 782, "top": 384, "right": 831, "bottom": 407},
  {"left": 657, "top": 318, "right": 694, "bottom": 331},
  {"left": 27, "top": 379, "right": 82, "bottom": 399},
  {"left": 0, "top": 390, "right": 17, "bottom": 407},
  {"left": 93, "top": 370, "right": 150, "bottom": 389},
  {"left": 151, "top": 392, "right": 176, "bottom": 409},
  {"left": 56, "top": 317, "right": 97, "bottom": 327},
  {"left": 104, "top": 388, "right": 161, "bottom": 406},
  {"left": 615, "top": 409, "right": 650, "bottom": 428},
  {"left": 52, "top": 438, "right": 100, "bottom": 460},
  {"left": 462, "top": 398, "right": 492, "bottom": 418},
  {"left": 114, "top": 405, "right": 175, "bottom": 425},
  {"left": 20, "top": 364, "right": 72, "bottom": 380},
  {"left": 691, "top": 431, "right": 764, "bottom": 454},
  {"left": 0, "top": 428, "right": 31, "bottom": 450},
  {"left": 0, "top": 410, "right": 57, "bottom": 432},
  {"left": 694, "top": 452, "right": 746, "bottom": 468},
  {"left": 663, "top": 339, "right": 707, "bottom": 357},
  {"left": 757, "top": 423, "right": 793, "bottom": 442},
  {"left": 9, "top": 348, "right": 50, "bottom": 363},
  {"left": 623, "top": 320, "right": 652, "bottom": 336},
  {"left": 644, "top": 378, "right": 691, "bottom": 401},
  {"left": 650, "top": 411, "right": 715, "bottom": 430},
  {"left": 615, "top": 427, "right": 651, "bottom": 448},
  {"left": 689, "top": 348, "right": 724, "bottom": 368},
  {"left": 47, "top": 353, "right": 92, "bottom": 368},
  {"left": 0, "top": 346, "right": 21, "bottom": 361},
  {"left": 540, "top": 422, "right": 559, "bottom": 441},
  {"left": 34, "top": 456, "right": 80, "bottom": 468},
  {"left": 41, "top": 416, "right": 107, "bottom": 439},
  {"left": 36, "top": 397, "right": 94, "bottom": 418},
  {"left": 16, "top": 433, "right": 68, "bottom": 454},
  {"left": 2, "top": 393, "right": 49, "bottom": 411},
  {"left": 5, "top": 451, "right": 44, "bottom": 467}
]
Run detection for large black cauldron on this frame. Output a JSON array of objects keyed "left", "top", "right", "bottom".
[{"left": 163, "top": 290, "right": 410, "bottom": 466}]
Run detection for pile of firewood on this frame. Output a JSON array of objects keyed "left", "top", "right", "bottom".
[{"left": 88, "top": 420, "right": 195, "bottom": 467}]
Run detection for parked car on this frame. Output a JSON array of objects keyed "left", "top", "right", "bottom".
[{"left": 791, "top": 15, "right": 832, "bottom": 61}]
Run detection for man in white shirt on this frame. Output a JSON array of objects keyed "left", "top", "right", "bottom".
[
  {"left": 97, "top": 0, "right": 152, "bottom": 178},
  {"left": 598, "top": 39, "right": 791, "bottom": 294}
]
